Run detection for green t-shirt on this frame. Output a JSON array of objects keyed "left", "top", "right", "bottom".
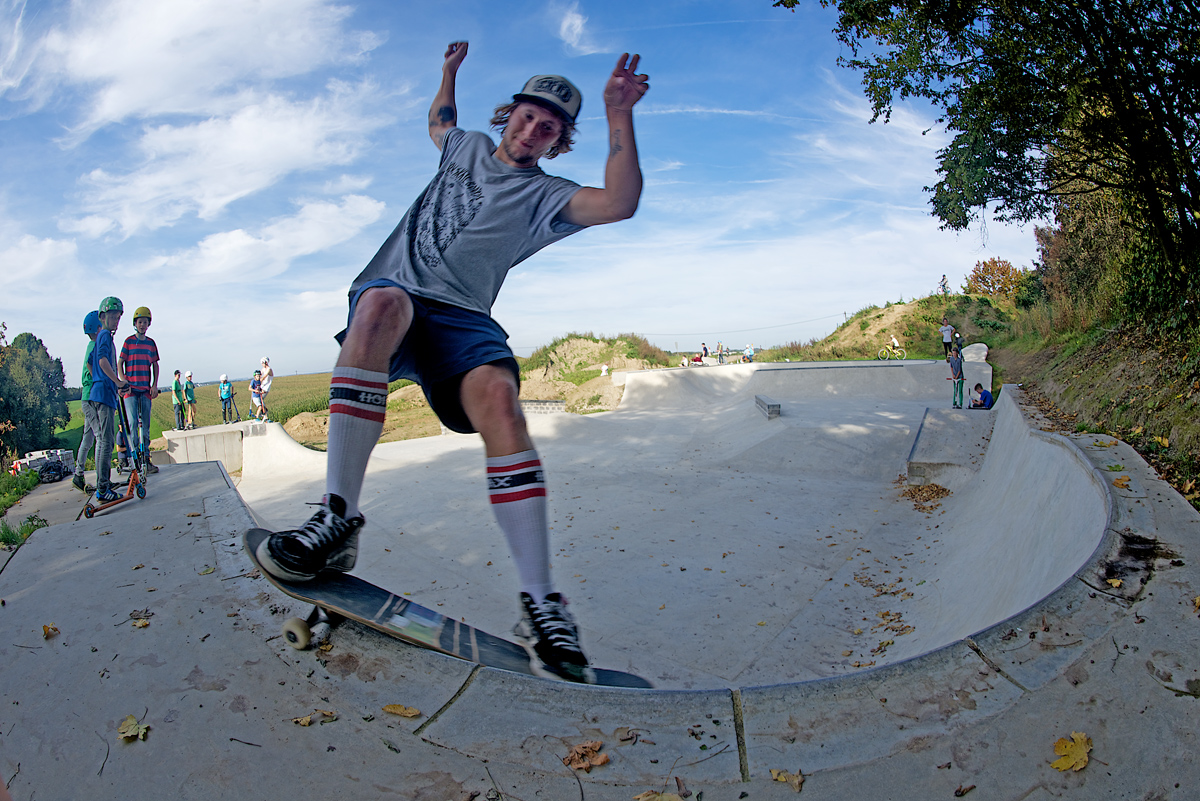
[
  {"left": 172, "top": 378, "right": 184, "bottom": 406},
  {"left": 185, "top": 380, "right": 195, "bottom": 403},
  {"left": 81, "top": 341, "right": 95, "bottom": 402}
]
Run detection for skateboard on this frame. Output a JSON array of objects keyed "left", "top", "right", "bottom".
[{"left": 244, "top": 528, "right": 652, "bottom": 688}]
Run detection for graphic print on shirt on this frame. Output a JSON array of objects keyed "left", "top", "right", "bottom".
[{"left": 412, "top": 161, "right": 483, "bottom": 268}]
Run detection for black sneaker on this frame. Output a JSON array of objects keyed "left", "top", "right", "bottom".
[
  {"left": 513, "top": 592, "right": 595, "bottom": 683},
  {"left": 256, "top": 495, "right": 363, "bottom": 582},
  {"left": 72, "top": 474, "right": 92, "bottom": 494}
]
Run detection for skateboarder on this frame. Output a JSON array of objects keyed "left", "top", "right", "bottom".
[{"left": 258, "top": 41, "right": 649, "bottom": 683}]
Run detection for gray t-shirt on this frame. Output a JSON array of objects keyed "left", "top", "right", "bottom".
[
  {"left": 947, "top": 353, "right": 964, "bottom": 379},
  {"left": 349, "top": 128, "right": 585, "bottom": 315}
]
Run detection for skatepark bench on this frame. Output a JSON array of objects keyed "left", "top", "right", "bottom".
[{"left": 755, "top": 394, "right": 780, "bottom": 419}]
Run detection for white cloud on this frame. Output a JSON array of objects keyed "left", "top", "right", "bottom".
[
  {"left": 30, "top": 0, "right": 380, "bottom": 139},
  {"left": 290, "top": 288, "right": 348, "bottom": 313},
  {"left": 139, "top": 194, "right": 385, "bottom": 282},
  {"left": 0, "top": 1, "right": 40, "bottom": 102},
  {"left": 71, "top": 82, "right": 389, "bottom": 237},
  {"left": 0, "top": 230, "right": 79, "bottom": 289},
  {"left": 322, "top": 174, "right": 374, "bottom": 194},
  {"left": 552, "top": 1, "right": 606, "bottom": 56}
]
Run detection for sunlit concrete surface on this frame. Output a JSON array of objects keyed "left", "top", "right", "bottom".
[
  {"left": 236, "top": 356, "right": 1107, "bottom": 689},
  {"left": 3, "top": 353, "right": 1197, "bottom": 799}
]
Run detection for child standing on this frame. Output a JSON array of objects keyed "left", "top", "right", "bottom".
[
  {"left": 118, "top": 306, "right": 160, "bottom": 473},
  {"left": 73, "top": 311, "right": 101, "bottom": 494},
  {"left": 185, "top": 371, "right": 197, "bottom": 429},
  {"left": 249, "top": 369, "right": 264, "bottom": 420},
  {"left": 171, "top": 370, "right": 186, "bottom": 430},
  {"left": 88, "top": 297, "right": 128, "bottom": 503},
  {"left": 219, "top": 374, "right": 235, "bottom": 423},
  {"left": 258, "top": 357, "right": 273, "bottom": 422},
  {"left": 947, "top": 345, "right": 965, "bottom": 409}
]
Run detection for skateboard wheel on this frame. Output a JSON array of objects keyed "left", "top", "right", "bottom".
[
  {"left": 83, "top": 506, "right": 94, "bottom": 519},
  {"left": 135, "top": 484, "right": 146, "bottom": 499},
  {"left": 282, "top": 617, "right": 312, "bottom": 650}
]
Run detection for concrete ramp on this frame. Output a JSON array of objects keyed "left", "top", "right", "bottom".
[
  {"left": 906, "top": 406, "right": 996, "bottom": 489},
  {"left": 232, "top": 360, "right": 1103, "bottom": 690}
]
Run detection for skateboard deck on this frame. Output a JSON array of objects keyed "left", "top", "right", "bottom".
[{"left": 244, "top": 528, "right": 651, "bottom": 688}]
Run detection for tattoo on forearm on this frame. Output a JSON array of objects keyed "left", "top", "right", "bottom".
[
  {"left": 430, "top": 105, "right": 456, "bottom": 127},
  {"left": 609, "top": 129, "right": 623, "bottom": 158}
]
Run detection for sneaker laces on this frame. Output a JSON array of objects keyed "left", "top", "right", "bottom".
[
  {"left": 294, "top": 504, "right": 344, "bottom": 551},
  {"left": 527, "top": 597, "right": 583, "bottom": 655}
]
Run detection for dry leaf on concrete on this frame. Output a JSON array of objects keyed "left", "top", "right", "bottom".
[
  {"left": 770, "top": 767, "right": 805, "bottom": 791},
  {"left": 1106, "top": 578, "right": 1122, "bottom": 588},
  {"left": 42, "top": 624, "right": 59, "bottom": 639},
  {"left": 1113, "top": 476, "right": 1131, "bottom": 489},
  {"left": 382, "top": 704, "right": 421, "bottom": 718},
  {"left": 118, "top": 714, "right": 149, "bottom": 741},
  {"left": 1050, "top": 731, "right": 1092, "bottom": 771},
  {"left": 563, "top": 740, "right": 610, "bottom": 772},
  {"left": 632, "top": 793, "right": 683, "bottom": 801}
]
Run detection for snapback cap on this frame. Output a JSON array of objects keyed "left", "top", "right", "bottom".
[{"left": 514, "top": 75, "right": 582, "bottom": 123}]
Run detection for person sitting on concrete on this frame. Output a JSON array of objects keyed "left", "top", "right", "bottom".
[{"left": 970, "top": 383, "right": 994, "bottom": 409}]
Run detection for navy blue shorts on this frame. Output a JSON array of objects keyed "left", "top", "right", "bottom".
[{"left": 338, "top": 280, "right": 520, "bottom": 434}]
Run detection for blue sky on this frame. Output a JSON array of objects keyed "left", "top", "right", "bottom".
[{"left": 0, "top": 0, "right": 1038, "bottom": 385}]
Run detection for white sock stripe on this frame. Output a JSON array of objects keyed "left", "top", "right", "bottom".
[
  {"left": 332, "top": 366, "right": 389, "bottom": 384},
  {"left": 486, "top": 449, "right": 539, "bottom": 469}
]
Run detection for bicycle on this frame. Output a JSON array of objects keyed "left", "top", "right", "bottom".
[{"left": 877, "top": 339, "right": 907, "bottom": 361}]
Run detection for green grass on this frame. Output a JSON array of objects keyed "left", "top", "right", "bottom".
[
  {"left": 150, "top": 372, "right": 336, "bottom": 430},
  {"left": 560, "top": 368, "right": 602, "bottom": 386},
  {"left": 54, "top": 398, "right": 166, "bottom": 455},
  {"left": 0, "top": 471, "right": 41, "bottom": 517},
  {"left": 0, "top": 512, "right": 49, "bottom": 549}
]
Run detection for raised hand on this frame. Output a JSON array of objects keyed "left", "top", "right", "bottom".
[
  {"left": 443, "top": 41, "right": 468, "bottom": 73},
  {"left": 603, "top": 53, "right": 649, "bottom": 111}
]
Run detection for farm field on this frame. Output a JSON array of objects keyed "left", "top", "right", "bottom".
[{"left": 149, "top": 372, "right": 333, "bottom": 430}]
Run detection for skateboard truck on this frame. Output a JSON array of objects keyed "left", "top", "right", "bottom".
[{"left": 282, "top": 605, "right": 344, "bottom": 650}]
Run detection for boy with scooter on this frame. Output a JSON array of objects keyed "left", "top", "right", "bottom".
[{"left": 88, "top": 297, "right": 129, "bottom": 504}]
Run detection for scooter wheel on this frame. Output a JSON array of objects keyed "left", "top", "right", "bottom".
[
  {"left": 135, "top": 484, "right": 146, "bottom": 499},
  {"left": 83, "top": 506, "right": 95, "bottom": 519}
]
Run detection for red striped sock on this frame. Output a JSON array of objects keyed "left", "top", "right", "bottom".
[
  {"left": 487, "top": 449, "right": 552, "bottom": 602},
  {"left": 326, "top": 367, "right": 388, "bottom": 517}
]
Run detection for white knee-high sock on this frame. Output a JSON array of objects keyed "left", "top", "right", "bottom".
[
  {"left": 487, "top": 449, "right": 553, "bottom": 602},
  {"left": 326, "top": 366, "right": 388, "bottom": 518}
]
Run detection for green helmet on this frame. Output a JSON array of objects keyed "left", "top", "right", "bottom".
[{"left": 99, "top": 296, "right": 124, "bottom": 313}]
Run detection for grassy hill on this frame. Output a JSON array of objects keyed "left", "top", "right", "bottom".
[{"left": 760, "top": 292, "right": 1199, "bottom": 510}]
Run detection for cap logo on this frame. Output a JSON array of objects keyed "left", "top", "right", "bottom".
[{"left": 532, "top": 77, "right": 573, "bottom": 104}]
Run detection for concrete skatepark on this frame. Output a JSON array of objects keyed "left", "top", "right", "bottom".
[{"left": 2, "top": 352, "right": 1198, "bottom": 799}]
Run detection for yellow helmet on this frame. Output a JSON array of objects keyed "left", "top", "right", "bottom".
[{"left": 134, "top": 306, "right": 152, "bottom": 321}]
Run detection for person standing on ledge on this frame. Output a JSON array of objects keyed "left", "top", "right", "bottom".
[{"left": 257, "top": 42, "right": 650, "bottom": 683}]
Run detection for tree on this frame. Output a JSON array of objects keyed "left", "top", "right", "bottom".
[
  {"left": 0, "top": 329, "right": 70, "bottom": 463},
  {"left": 775, "top": 0, "right": 1200, "bottom": 325},
  {"left": 964, "top": 257, "right": 1025, "bottom": 299},
  {"left": 1034, "top": 182, "right": 1131, "bottom": 308}
]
